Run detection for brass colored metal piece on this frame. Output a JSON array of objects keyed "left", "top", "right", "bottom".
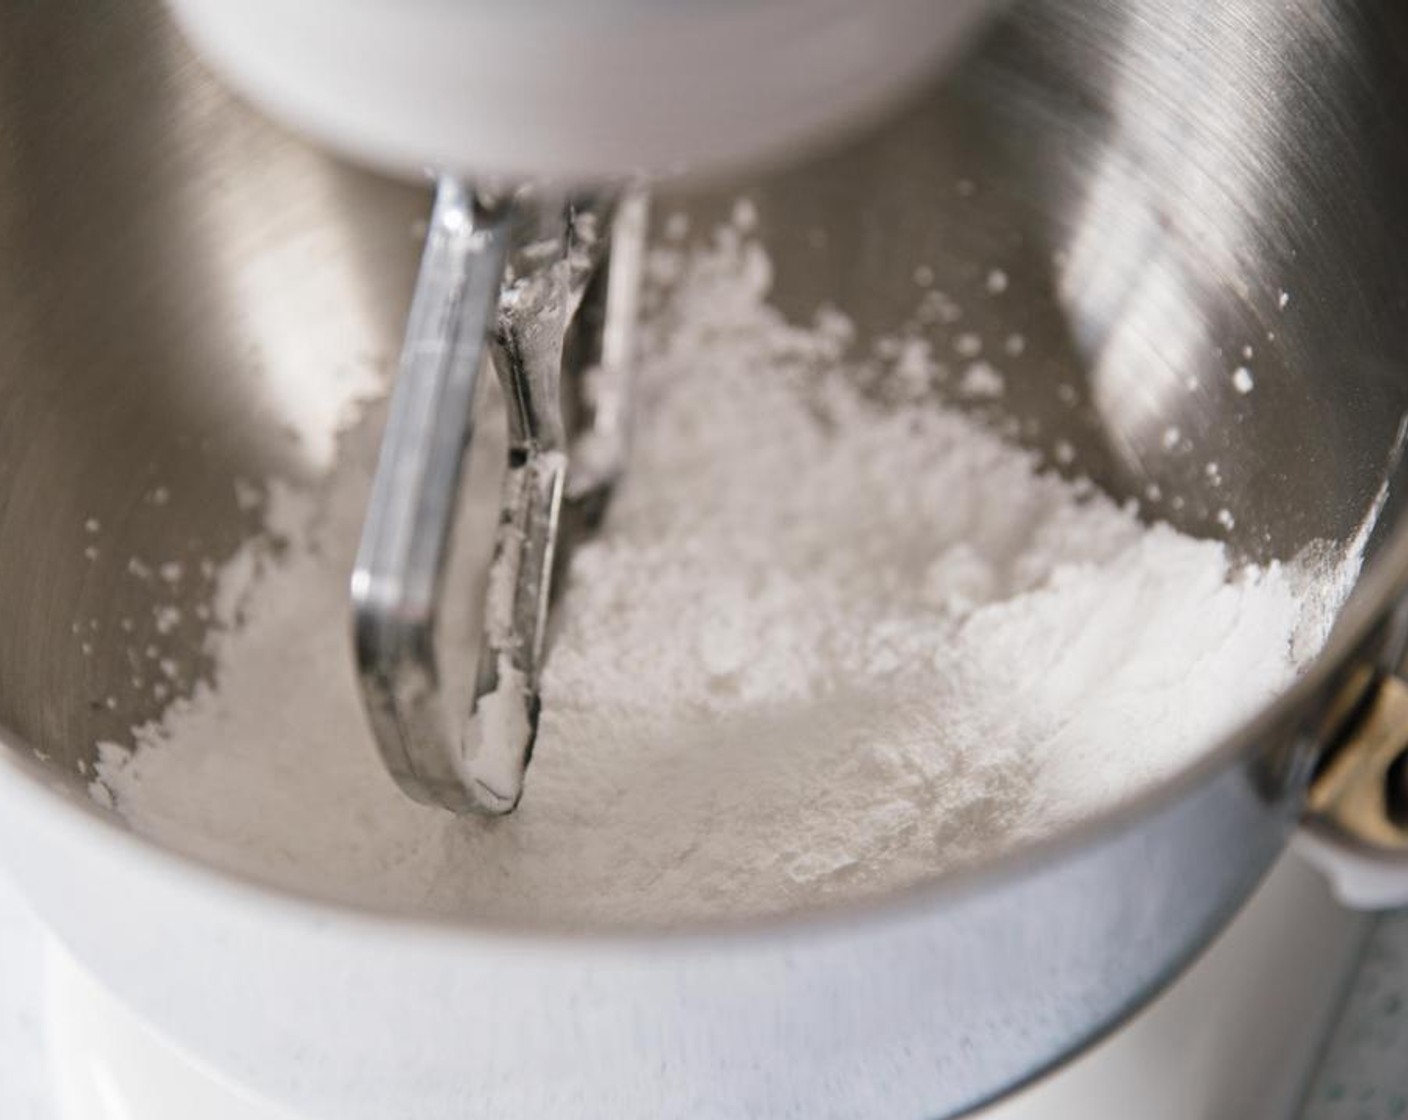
[{"left": 1309, "top": 670, "right": 1408, "bottom": 851}]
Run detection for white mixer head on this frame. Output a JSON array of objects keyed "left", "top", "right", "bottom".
[{"left": 163, "top": 0, "right": 997, "bottom": 183}]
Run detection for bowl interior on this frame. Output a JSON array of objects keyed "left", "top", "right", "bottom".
[{"left": 3, "top": 0, "right": 1408, "bottom": 918}]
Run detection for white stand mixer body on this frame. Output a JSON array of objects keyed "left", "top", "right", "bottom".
[{"left": 161, "top": 0, "right": 998, "bottom": 182}]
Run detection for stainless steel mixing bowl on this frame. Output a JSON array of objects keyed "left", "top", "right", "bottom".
[{"left": 3, "top": 1, "right": 1408, "bottom": 1117}]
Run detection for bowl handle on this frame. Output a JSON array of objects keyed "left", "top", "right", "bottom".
[{"left": 1299, "top": 666, "right": 1408, "bottom": 908}]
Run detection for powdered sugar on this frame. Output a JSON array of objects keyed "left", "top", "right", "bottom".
[{"left": 94, "top": 228, "right": 1360, "bottom": 929}]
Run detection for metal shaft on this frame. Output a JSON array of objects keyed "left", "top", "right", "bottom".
[{"left": 352, "top": 180, "right": 640, "bottom": 815}]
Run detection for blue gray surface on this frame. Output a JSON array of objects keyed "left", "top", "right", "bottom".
[{"left": 1301, "top": 914, "right": 1408, "bottom": 1120}]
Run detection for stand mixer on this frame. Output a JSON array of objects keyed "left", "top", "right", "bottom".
[
  {"left": 8, "top": 1, "right": 1408, "bottom": 1118},
  {"left": 164, "top": 0, "right": 1001, "bottom": 814}
]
